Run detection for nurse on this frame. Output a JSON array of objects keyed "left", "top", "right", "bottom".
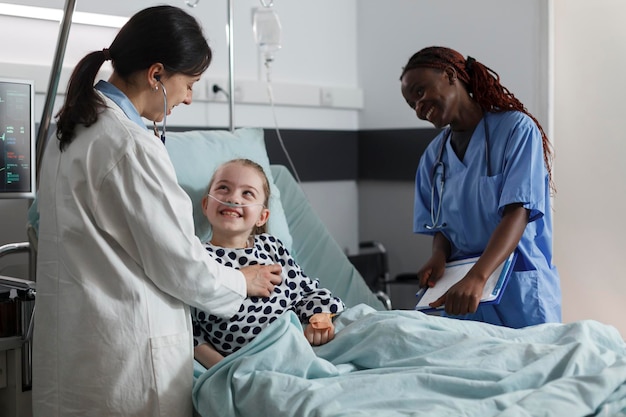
[
  {"left": 33, "top": 6, "right": 281, "bottom": 417},
  {"left": 400, "top": 46, "right": 561, "bottom": 328}
]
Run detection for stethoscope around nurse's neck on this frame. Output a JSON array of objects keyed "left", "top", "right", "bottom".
[{"left": 425, "top": 115, "right": 491, "bottom": 230}]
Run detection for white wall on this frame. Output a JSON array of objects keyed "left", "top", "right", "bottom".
[
  {"left": 0, "top": 0, "right": 362, "bottom": 262},
  {"left": 2, "top": 1, "right": 624, "bottom": 336},
  {"left": 357, "top": 0, "right": 549, "bottom": 130},
  {"left": 0, "top": 0, "right": 363, "bottom": 129},
  {"left": 356, "top": 0, "right": 626, "bottom": 336},
  {"left": 553, "top": 0, "right": 626, "bottom": 337},
  {"left": 356, "top": 0, "right": 550, "bottom": 296}
]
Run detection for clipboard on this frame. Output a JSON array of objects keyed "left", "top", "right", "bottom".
[{"left": 414, "top": 251, "right": 517, "bottom": 312}]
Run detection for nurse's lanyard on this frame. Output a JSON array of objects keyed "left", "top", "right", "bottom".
[{"left": 425, "top": 115, "right": 491, "bottom": 230}]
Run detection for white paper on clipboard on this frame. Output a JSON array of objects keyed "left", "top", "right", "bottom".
[{"left": 414, "top": 251, "right": 517, "bottom": 311}]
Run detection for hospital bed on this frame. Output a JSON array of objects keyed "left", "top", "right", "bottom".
[
  {"left": 2, "top": 127, "right": 626, "bottom": 416},
  {"left": 9, "top": 4, "right": 621, "bottom": 416},
  {"left": 164, "top": 127, "right": 386, "bottom": 312},
  {"left": 164, "top": 128, "right": 626, "bottom": 417}
]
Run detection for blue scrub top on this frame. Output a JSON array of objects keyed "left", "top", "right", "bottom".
[{"left": 413, "top": 111, "right": 561, "bottom": 328}]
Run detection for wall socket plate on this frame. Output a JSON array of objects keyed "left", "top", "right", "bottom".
[{"left": 320, "top": 88, "right": 334, "bottom": 106}]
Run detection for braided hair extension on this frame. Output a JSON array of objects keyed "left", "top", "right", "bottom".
[{"left": 401, "top": 46, "right": 555, "bottom": 193}]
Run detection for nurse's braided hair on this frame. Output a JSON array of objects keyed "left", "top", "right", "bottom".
[
  {"left": 401, "top": 46, "right": 555, "bottom": 193},
  {"left": 206, "top": 159, "right": 271, "bottom": 236},
  {"left": 55, "top": 5, "right": 212, "bottom": 151}
]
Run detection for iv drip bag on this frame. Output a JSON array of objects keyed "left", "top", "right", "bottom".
[{"left": 252, "top": 7, "right": 282, "bottom": 62}]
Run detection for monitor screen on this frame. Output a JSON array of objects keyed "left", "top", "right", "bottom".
[{"left": 0, "top": 77, "right": 35, "bottom": 199}]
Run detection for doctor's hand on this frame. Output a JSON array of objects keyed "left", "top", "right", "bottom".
[
  {"left": 429, "top": 271, "right": 486, "bottom": 315},
  {"left": 241, "top": 264, "right": 282, "bottom": 297}
]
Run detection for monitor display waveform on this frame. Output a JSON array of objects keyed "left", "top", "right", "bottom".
[{"left": 0, "top": 77, "right": 35, "bottom": 198}]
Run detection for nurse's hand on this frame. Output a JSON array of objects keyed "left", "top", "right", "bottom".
[
  {"left": 417, "top": 253, "right": 446, "bottom": 288},
  {"left": 241, "top": 264, "right": 282, "bottom": 297},
  {"left": 429, "top": 271, "right": 486, "bottom": 315}
]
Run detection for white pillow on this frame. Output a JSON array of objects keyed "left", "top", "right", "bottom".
[{"left": 165, "top": 127, "right": 293, "bottom": 251}]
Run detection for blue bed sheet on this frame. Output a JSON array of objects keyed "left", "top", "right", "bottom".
[{"left": 193, "top": 305, "right": 626, "bottom": 416}]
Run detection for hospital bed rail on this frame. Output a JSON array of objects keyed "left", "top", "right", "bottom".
[{"left": 0, "top": 241, "right": 36, "bottom": 392}]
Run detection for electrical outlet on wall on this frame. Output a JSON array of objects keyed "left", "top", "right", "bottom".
[
  {"left": 320, "top": 88, "right": 333, "bottom": 107},
  {"left": 233, "top": 85, "right": 243, "bottom": 102}
]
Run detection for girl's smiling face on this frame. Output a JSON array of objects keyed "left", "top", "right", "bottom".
[{"left": 203, "top": 161, "right": 270, "bottom": 248}]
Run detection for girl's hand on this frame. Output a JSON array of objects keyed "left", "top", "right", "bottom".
[{"left": 305, "top": 313, "right": 336, "bottom": 346}]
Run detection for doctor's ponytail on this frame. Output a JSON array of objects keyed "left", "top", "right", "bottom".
[
  {"left": 55, "top": 5, "right": 211, "bottom": 151},
  {"left": 56, "top": 52, "right": 108, "bottom": 151}
]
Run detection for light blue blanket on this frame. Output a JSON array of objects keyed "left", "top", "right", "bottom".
[{"left": 193, "top": 305, "right": 626, "bottom": 417}]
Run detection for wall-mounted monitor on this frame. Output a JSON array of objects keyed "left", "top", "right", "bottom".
[{"left": 0, "top": 77, "right": 35, "bottom": 199}]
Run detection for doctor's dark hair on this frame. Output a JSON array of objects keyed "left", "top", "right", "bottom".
[
  {"left": 206, "top": 159, "right": 271, "bottom": 236},
  {"left": 55, "top": 5, "right": 212, "bottom": 151},
  {"left": 401, "top": 46, "right": 555, "bottom": 192}
]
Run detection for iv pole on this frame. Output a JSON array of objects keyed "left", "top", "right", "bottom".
[
  {"left": 35, "top": 0, "right": 76, "bottom": 183},
  {"left": 187, "top": 0, "right": 235, "bottom": 131},
  {"left": 227, "top": 0, "right": 235, "bottom": 132},
  {"left": 37, "top": 0, "right": 237, "bottom": 179}
]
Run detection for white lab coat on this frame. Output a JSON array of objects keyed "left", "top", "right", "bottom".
[{"left": 32, "top": 94, "right": 246, "bottom": 417}]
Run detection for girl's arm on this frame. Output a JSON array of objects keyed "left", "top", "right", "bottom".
[
  {"left": 194, "top": 342, "right": 225, "bottom": 370},
  {"left": 272, "top": 238, "right": 342, "bottom": 345},
  {"left": 429, "top": 203, "right": 528, "bottom": 315},
  {"left": 272, "top": 237, "right": 344, "bottom": 322}
]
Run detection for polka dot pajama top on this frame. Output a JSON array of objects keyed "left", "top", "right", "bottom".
[{"left": 191, "top": 233, "right": 345, "bottom": 356}]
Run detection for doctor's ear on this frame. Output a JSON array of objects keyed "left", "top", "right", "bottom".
[{"left": 147, "top": 63, "right": 165, "bottom": 85}]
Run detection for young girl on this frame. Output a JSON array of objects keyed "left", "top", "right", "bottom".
[{"left": 192, "top": 158, "right": 345, "bottom": 369}]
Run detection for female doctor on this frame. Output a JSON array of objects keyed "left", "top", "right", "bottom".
[
  {"left": 32, "top": 6, "right": 281, "bottom": 417},
  {"left": 400, "top": 46, "right": 561, "bottom": 328}
]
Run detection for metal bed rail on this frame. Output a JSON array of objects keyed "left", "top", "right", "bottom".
[{"left": 0, "top": 244, "right": 36, "bottom": 391}]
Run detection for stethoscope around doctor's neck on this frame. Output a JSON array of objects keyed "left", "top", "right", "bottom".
[
  {"left": 426, "top": 115, "right": 492, "bottom": 230},
  {"left": 153, "top": 75, "right": 168, "bottom": 144}
]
